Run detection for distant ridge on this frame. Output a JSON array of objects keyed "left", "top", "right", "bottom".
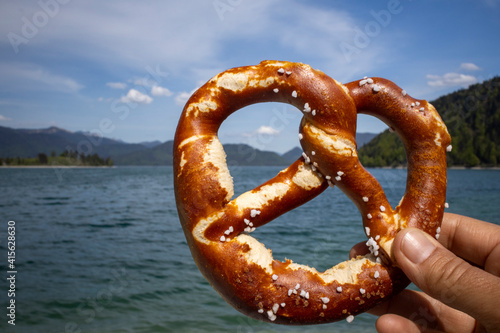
[
  {"left": 139, "top": 140, "right": 162, "bottom": 148},
  {"left": 106, "top": 142, "right": 291, "bottom": 166},
  {"left": 0, "top": 126, "right": 380, "bottom": 166},
  {"left": 224, "top": 144, "right": 288, "bottom": 166},
  {"left": 0, "top": 126, "right": 290, "bottom": 166},
  {"left": 112, "top": 141, "right": 174, "bottom": 165},
  {"left": 282, "top": 147, "right": 303, "bottom": 164},
  {"left": 0, "top": 126, "right": 145, "bottom": 159},
  {"left": 356, "top": 132, "right": 378, "bottom": 147}
]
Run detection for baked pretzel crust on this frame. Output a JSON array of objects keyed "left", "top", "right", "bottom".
[{"left": 174, "top": 61, "right": 450, "bottom": 324}]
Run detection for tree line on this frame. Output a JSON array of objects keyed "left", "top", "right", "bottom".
[{"left": 1, "top": 149, "right": 113, "bottom": 167}]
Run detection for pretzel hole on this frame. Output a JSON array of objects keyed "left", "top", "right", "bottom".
[
  {"left": 217, "top": 103, "right": 302, "bottom": 195},
  {"left": 227, "top": 166, "right": 364, "bottom": 273},
  {"left": 227, "top": 162, "right": 380, "bottom": 273},
  {"left": 355, "top": 115, "right": 408, "bottom": 207},
  {"left": 368, "top": 169, "right": 407, "bottom": 209},
  {"left": 272, "top": 189, "right": 365, "bottom": 272}
]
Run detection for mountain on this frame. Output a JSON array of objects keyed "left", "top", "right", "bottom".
[
  {"left": 112, "top": 141, "right": 174, "bottom": 165},
  {"left": 282, "top": 147, "right": 303, "bottom": 164},
  {"left": 139, "top": 140, "right": 162, "bottom": 148},
  {"left": 0, "top": 126, "right": 291, "bottom": 166},
  {"left": 101, "top": 142, "right": 288, "bottom": 166},
  {"left": 0, "top": 125, "right": 381, "bottom": 166},
  {"left": 224, "top": 144, "right": 288, "bottom": 166},
  {"left": 0, "top": 126, "right": 146, "bottom": 159},
  {"left": 358, "top": 76, "right": 500, "bottom": 167},
  {"left": 356, "top": 132, "right": 378, "bottom": 147}
]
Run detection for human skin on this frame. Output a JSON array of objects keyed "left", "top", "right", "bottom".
[{"left": 350, "top": 213, "right": 500, "bottom": 333}]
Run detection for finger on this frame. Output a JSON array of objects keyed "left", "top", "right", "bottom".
[
  {"left": 376, "top": 314, "right": 487, "bottom": 333},
  {"left": 440, "top": 213, "right": 500, "bottom": 276},
  {"left": 349, "top": 241, "right": 370, "bottom": 259},
  {"left": 368, "top": 289, "right": 476, "bottom": 332},
  {"left": 393, "top": 228, "right": 500, "bottom": 331},
  {"left": 376, "top": 314, "right": 445, "bottom": 333}
]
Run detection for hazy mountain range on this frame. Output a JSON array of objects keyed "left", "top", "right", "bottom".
[{"left": 0, "top": 125, "right": 376, "bottom": 166}]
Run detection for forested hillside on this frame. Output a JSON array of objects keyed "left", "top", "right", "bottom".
[{"left": 359, "top": 77, "right": 500, "bottom": 167}]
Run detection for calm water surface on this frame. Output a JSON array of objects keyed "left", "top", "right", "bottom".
[{"left": 0, "top": 166, "right": 498, "bottom": 333}]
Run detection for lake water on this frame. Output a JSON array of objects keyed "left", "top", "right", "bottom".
[{"left": 0, "top": 166, "right": 499, "bottom": 333}]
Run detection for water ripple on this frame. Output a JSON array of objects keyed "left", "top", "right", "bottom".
[{"left": 0, "top": 166, "right": 497, "bottom": 333}]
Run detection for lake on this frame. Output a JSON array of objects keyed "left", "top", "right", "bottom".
[{"left": 0, "top": 166, "right": 498, "bottom": 333}]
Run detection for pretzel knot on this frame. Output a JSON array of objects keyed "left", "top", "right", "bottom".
[{"left": 173, "top": 61, "right": 451, "bottom": 324}]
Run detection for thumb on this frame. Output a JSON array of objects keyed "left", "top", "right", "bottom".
[{"left": 392, "top": 228, "right": 500, "bottom": 328}]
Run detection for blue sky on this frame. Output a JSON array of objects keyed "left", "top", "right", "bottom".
[{"left": 1, "top": 0, "right": 499, "bottom": 153}]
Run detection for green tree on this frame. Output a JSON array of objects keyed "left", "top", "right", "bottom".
[{"left": 38, "top": 153, "right": 48, "bottom": 164}]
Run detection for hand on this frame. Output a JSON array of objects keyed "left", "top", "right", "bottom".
[{"left": 350, "top": 213, "right": 500, "bottom": 332}]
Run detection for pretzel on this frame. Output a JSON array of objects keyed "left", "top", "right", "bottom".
[{"left": 173, "top": 60, "right": 451, "bottom": 325}]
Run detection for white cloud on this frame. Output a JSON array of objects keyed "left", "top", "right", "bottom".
[
  {"left": 106, "top": 82, "right": 127, "bottom": 89},
  {"left": 241, "top": 125, "right": 281, "bottom": 138},
  {"left": 175, "top": 90, "right": 196, "bottom": 106},
  {"left": 98, "top": 97, "right": 113, "bottom": 103},
  {"left": 426, "top": 73, "right": 478, "bottom": 88},
  {"left": 132, "top": 77, "right": 166, "bottom": 88},
  {"left": 0, "top": 1, "right": 224, "bottom": 74},
  {"left": 460, "top": 63, "right": 481, "bottom": 71},
  {"left": 0, "top": 62, "right": 83, "bottom": 93},
  {"left": 151, "top": 85, "right": 173, "bottom": 97},
  {"left": 0, "top": 115, "right": 11, "bottom": 121},
  {"left": 0, "top": 1, "right": 366, "bottom": 80},
  {"left": 120, "top": 89, "right": 153, "bottom": 104},
  {"left": 256, "top": 126, "right": 280, "bottom": 135}
]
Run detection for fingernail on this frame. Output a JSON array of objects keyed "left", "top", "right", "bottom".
[{"left": 401, "top": 230, "right": 436, "bottom": 264}]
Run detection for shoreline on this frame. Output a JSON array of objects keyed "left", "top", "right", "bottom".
[
  {"left": 449, "top": 166, "right": 500, "bottom": 170},
  {"left": 1, "top": 165, "right": 499, "bottom": 170},
  {"left": 0, "top": 165, "right": 115, "bottom": 169},
  {"left": 370, "top": 166, "right": 500, "bottom": 170},
  {"left": 334, "top": 166, "right": 500, "bottom": 171}
]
